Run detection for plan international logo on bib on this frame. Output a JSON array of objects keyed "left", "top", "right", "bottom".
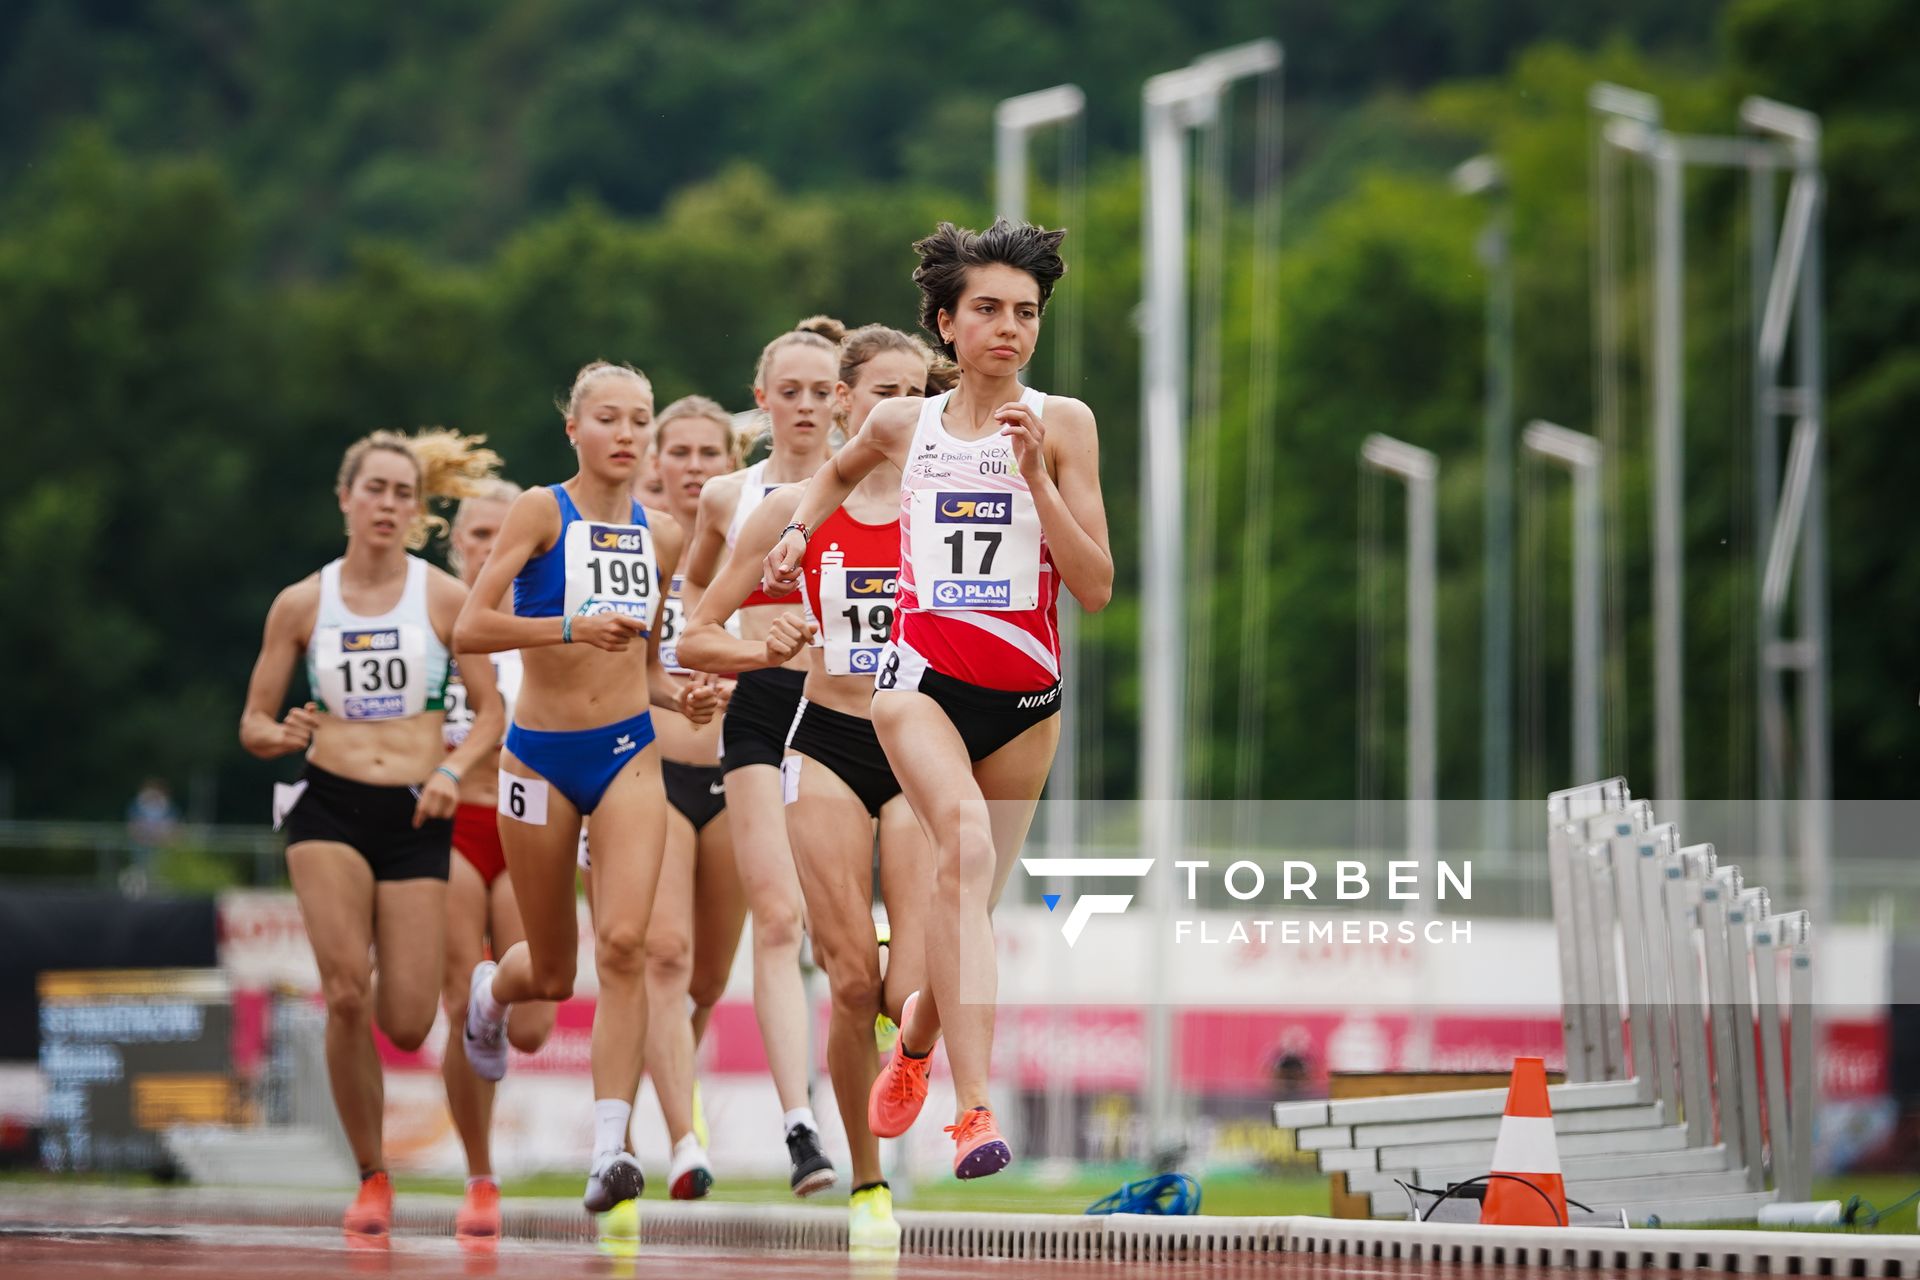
[
  {"left": 341, "top": 629, "right": 400, "bottom": 653},
  {"left": 590, "top": 526, "right": 647, "bottom": 552},
  {"left": 932, "top": 579, "right": 1011, "bottom": 608}
]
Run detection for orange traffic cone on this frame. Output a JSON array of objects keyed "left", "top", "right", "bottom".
[{"left": 1480, "top": 1056, "right": 1568, "bottom": 1227}]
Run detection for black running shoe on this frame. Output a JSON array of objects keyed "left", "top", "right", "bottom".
[
  {"left": 786, "top": 1125, "right": 837, "bottom": 1197},
  {"left": 584, "top": 1151, "right": 644, "bottom": 1213}
]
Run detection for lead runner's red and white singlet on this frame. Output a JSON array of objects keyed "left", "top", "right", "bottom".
[
  {"left": 800, "top": 506, "right": 900, "bottom": 680},
  {"left": 893, "top": 387, "right": 1059, "bottom": 692}
]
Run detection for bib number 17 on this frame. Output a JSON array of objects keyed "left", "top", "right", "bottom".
[{"left": 943, "top": 529, "right": 1001, "bottom": 575}]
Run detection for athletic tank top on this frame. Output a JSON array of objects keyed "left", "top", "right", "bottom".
[
  {"left": 800, "top": 506, "right": 899, "bottom": 678},
  {"left": 443, "top": 649, "right": 523, "bottom": 749},
  {"left": 512, "top": 486, "right": 660, "bottom": 630},
  {"left": 306, "top": 556, "right": 451, "bottom": 720},
  {"left": 896, "top": 388, "right": 1059, "bottom": 691},
  {"left": 726, "top": 460, "right": 789, "bottom": 610}
]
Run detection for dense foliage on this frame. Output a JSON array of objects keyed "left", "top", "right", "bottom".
[{"left": 0, "top": 0, "right": 1909, "bottom": 822}]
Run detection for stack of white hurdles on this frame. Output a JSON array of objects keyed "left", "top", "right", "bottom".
[{"left": 1271, "top": 778, "right": 1815, "bottom": 1225}]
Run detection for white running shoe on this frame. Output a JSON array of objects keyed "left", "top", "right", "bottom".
[
  {"left": 584, "top": 1150, "right": 645, "bottom": 1214},
  {"left": 463, "top": 960, "right": 508, "bottom": 1082},
  {"left": 668, "top": 1134, "right": 713, "bottom": 1200}
]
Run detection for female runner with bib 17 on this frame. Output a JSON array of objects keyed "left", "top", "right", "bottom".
[
  {"left": 765, "top": 221, "right": 1112, "bottom": 1181},
  {"left": 437, "top": 478, "right": 560, "bottom": 1241},
  {"left": 453, "top": 361, "right": 720, "bottom": 1216},
  {"left": 240, "top": 428, "right": 504, "bottom": 1237}
]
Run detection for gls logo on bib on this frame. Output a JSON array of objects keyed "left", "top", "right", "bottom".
[
  {"left": 590, "top": 526, "right": 648, "bottom": 553},
  {"left": 341, "top": 629, "right": 400, "bottom": 653},
  {"left": 936, "top": 494, "right": 1011, "bottom": 524},
  {"left": 845, "top": 574, "right": 896, "bottom": 598}
]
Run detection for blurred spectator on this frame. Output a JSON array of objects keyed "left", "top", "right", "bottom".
[{"left": 124, "top": 779, "right": 180, "bottom": 893}]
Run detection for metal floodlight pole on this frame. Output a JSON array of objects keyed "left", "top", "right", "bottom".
[
  {"left": 1139, "top": 37, "right": 1282, "bottom": 1161},
  {"left": 1523, "top": 422, "right": 1605, "bottom": 783},
  {"left": 1359, "top": 435, "right": 1439, "bottom": 906},
  {"left": 1452, "top": 154, "right": 1513, "bottom": 857},
  {"left": 1743, "top": 96, "right": 1829, "bottom": 940},
  {"left": 1599, "top": 110, "right": 1686, "bottom": 826},
  {"left": 995, "top": 85, "right": 1086, "bottom": 224},
  {"left": 1650, "top": 134, "right": 1687, "bottom": 827},
  {"left": 994, "top": 81, "right": 1086, "bottom": 1168},
  {"left": 1600, "top": 90, "right": 1827, "bottom": 918},
  {"left": 996, "top": 87, "right": 1086, "bottom": 859},
  {"left": 1589, "top": 85, "right": 1661, "bottom": 814}
]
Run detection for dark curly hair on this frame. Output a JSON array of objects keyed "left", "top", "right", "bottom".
[{"left": 911, "top": 217, "right": 1068, "bottom": 360}]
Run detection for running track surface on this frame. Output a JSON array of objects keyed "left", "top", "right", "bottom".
[{"left": 0, "top": 1224, "right": 1733, "bottom": 1280}]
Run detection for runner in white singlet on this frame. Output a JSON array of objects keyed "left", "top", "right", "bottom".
[{"left": 765, "top": 221, "right": 1112, "bottom": 1181}]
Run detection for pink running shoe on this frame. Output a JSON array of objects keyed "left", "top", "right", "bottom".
[
  {"left": 867, "top": 991, "right": 932, "bottom": 1139},
  {"left": 944, "top": 1107, "right": 1012, "bottom": 1180}
]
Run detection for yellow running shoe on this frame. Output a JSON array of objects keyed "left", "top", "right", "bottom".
[
  {"left": 596, "top": 1196, "right": 640, "bottom": 1258},
  {"left": 691, "top": 1078, "right": 709, "bottom": 1149},
  {"left": 848, "top": 1182, "right": 902, "bottom": 1253}
]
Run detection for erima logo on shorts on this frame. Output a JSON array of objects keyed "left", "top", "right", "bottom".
[
  {"left": 1016, "top": 687, "right": 1060, "bottom": 710},
  {"left": 933, "top": 579, "right": 1010, "bottom": 608},
  {"left": 612, "top": 734, "right": 636, "bottom": 756},
  {"left": 846, "top": 573, "right": 897, "bottom": 598},
  {"left": 936, "top": 494, "right": 1010, "bottom": 523},
  {"left": 341, "top": 629, "right": 400, "bottom": 653},
  {"left": 590, "top": 526, "right": 647, "bottom": 553},
  {"left": 1019, "top": 858, "right": 1155, "bottom": 947}
]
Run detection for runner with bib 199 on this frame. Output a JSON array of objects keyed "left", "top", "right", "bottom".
[
  {"left": 764, "top": 220, "right": 1112, "bottom": 1181},
  {"left": 452, "top": 361, "right": 720, "bottom": 1217}
]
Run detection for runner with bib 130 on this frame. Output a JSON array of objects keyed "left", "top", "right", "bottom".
[
  {"left": 452, "top": 361, "right": 720, "bottom": 1218},
  {"left": 764, "top": 220, "right": 1112, "bottom": 1181},
  {"left": 240, "top": 428, "right": 503, "bottom": 1238}
]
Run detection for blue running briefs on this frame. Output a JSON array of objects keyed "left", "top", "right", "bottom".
[{"left": 505, "top": 710, "right": 656, "bottom": 815}]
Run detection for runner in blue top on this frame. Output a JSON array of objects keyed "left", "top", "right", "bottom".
[{"left": 453, "top": 361, "right": 720, "bottom": 1215}]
